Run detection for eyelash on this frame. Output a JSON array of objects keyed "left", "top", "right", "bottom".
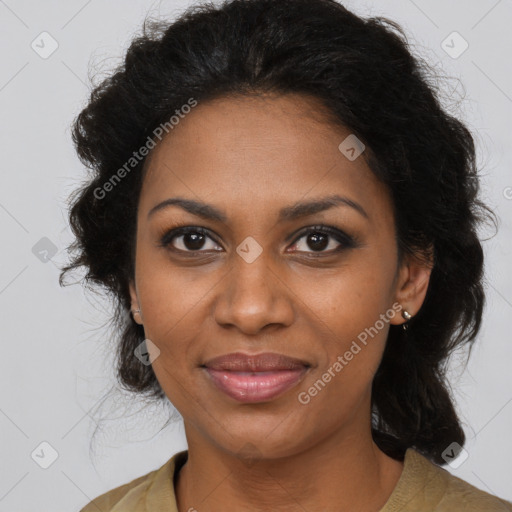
[{"left": 158, "top": 224, "right": 357, "bottom": 256}]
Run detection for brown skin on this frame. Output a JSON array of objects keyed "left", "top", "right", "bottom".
[{"left": 129, "top": 93, "right": 432, "bottom": 512}]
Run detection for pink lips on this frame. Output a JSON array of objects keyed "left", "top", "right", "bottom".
[{"left": 203, "top": 352, "right": 310, "bottom": 403}]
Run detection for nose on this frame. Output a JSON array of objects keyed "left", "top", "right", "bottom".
[{"left": 213, "top": 249, "right": 295, "bottom": 336}]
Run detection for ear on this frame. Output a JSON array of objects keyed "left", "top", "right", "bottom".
[
  {"left": 129, "top": 279, "right": 143, "bottom": 325},
  {"left": 389, "top": 248, "right": 434, "bottom": 327}
]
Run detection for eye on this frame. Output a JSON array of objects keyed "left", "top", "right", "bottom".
[
  {"left": 160, "top": 224, "right": 356, "bottom": 255},
  {"left": 160, "top": 226, "right": 222, "bottom": 253},
  {"left": 287, "top": 225, "right": 355, "bottom": 254}
]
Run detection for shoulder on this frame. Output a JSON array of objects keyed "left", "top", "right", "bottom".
[
  {"left": 435, "top": 467, "right": 512, "bottom": 511},
  {"left": 389, "top": 448, "right": 512, "bottom": 511},
  {"left": 79, "top": 450, "right": 187, "bottom": 512},
  {"left": 79, "top": 472, "right": 153, "bottom": 512}
]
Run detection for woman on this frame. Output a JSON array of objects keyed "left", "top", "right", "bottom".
[{"left": 61, "top": 0, "right": 512, "bottom": 510}]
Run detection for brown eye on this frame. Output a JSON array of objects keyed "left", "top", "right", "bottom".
[
  {"left": 288, "top": 226, "right": 356, "bottom": 254},
  {"left": 160, "top": 227, "right": 222, "bottom": 252}
]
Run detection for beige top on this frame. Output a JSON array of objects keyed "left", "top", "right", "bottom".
[{"left": 80, "top": 448, "right": 512, "bottom": 511}]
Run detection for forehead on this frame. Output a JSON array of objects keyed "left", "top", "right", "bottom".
[{"left": 140, "top": 93, "right": 392, "bottom": 225}]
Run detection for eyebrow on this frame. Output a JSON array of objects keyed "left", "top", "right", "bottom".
[{"left": 147, "top": 194, "right": 369, "bottom": 222}]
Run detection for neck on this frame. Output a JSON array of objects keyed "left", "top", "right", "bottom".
[{"left": 175, "top": 421, "right": 404, "bottom": 512}]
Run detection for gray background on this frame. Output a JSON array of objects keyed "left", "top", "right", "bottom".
[{"left": 0, "top": 0, "right": 511, "bottom": 510}]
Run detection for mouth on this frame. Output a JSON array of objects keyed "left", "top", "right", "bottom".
[{"left": 201, "top": 352, "right": 311, "bottom": 403}]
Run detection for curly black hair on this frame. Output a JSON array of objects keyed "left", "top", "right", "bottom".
[{"left": 60, "top": 0, "right": 496, "bottom": 465}]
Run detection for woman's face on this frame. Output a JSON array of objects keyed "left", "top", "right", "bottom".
[{"left": 129, "top": 93, "right": 431, "bottom": 459}]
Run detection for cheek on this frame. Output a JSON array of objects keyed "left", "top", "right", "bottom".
[
  {"left": 133, "top": 250, "right": 208, "bottom": 395},
  {"left": 134, "top": 240, "right": 216, "bottom": 342},
  {"left": 293, "top": 256, "right": 395, "bottom": 337},
  {"left": 292, "top": 260, "right": 395, "bottom": 396}
]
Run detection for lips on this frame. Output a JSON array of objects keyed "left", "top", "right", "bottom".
[
  {"left": 202, "top": 352, "right": 310, "bottom": 403},
  {"left": 204, "top": 352, "right": 310, "bottom": 371}
]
